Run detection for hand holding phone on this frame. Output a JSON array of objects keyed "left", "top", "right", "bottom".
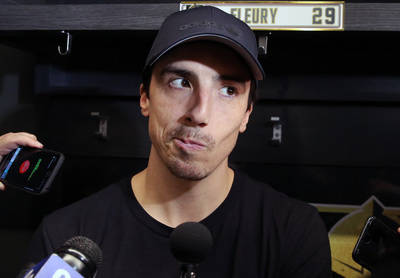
[
  {"left": 0, "top": 132, "right": 43, "bottom": 158},
  {"left": 0, "top": 132, "right": 44, "bottom": 191},
  {"left": 0, "top": 147, "right": 64, "bottom": 194}
]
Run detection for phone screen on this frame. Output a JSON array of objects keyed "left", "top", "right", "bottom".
[{"left": 0, "top": 147, "right": 63, "bottom": 194}]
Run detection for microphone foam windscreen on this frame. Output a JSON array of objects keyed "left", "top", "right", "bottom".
[
  {"left": 170, "top": 222, "right": 213, "bottom": 264},
  {"left": 64, "top": 236, "right": 103, "bottom": 268}
]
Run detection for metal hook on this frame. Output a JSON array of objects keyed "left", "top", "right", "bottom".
[
  {"left": 258, "top": 32, "right": 272, "bottom": 56},
  {"left": 269, "top": 116, "right": 282, "bottom": 146},
  {"left": 58, "top": 30, "right": 72, "bottom": 56},
  {"left": 90, "top": 112, "right": 109, "bottom": 140}
]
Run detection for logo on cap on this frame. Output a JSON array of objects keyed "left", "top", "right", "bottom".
[{"left": 179, "top": 20, "right": 241, "bottom": 37}]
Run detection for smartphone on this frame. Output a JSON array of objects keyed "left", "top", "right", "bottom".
[
  {"left": 352, "top": 216, "right": 400, "bottom": 271},
  {"left": 0, "top": 146, "right": 64, "bottom": 194}
]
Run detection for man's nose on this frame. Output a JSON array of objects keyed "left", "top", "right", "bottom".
[{"left": 183, "top": 89, "right": 211, "bottom": 128}]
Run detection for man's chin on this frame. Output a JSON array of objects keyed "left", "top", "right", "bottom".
[{"left": 166, "top": 162, "right": 209, "bottom": 181}]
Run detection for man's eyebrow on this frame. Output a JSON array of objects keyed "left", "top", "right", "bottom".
[{"left": 160, "top": 65, "right": 194, "bottom": 79}]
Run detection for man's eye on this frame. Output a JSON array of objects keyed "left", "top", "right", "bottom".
[
  {"left": 220, "top": 86, "right": 236, "bottom": 97},
  {"left": 170, "top": 78, "right": 191, "bottom": 89}
]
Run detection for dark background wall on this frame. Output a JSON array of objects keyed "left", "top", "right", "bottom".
[{"left": 1, "top": 29, "right": 400, "bottom": 276}]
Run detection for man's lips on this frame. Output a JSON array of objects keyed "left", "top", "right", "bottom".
[{"left": 173, "top": 137, "right": 206, "bottom": 151}]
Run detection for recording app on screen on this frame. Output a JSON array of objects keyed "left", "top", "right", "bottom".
[{"left": 0, "top": 147, "right": 62, "bottom": 193}]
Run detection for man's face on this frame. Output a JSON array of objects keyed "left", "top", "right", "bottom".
[{"left": 140, "top": 41, "right": 253, "bottom": 180}]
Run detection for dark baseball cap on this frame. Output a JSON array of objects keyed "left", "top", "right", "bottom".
[{"left": 144, "top": 6, "right": 265, "bottom": 81}]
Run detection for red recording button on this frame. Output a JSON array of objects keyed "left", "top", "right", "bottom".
[{"left": 19, "top": 160, "right": 30, "bottom": 174}]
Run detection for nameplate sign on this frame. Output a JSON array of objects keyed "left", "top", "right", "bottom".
[{"left": 180, "top": 1, "right": 344, "bottom": 30}]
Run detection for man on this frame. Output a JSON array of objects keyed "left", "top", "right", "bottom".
[{"left": 23, "top": 6, "right": 332, "bottom": 277}]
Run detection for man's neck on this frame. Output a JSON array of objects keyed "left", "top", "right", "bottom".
[{"left": 131, "top": 147, "right": 234, "bottom": 228}]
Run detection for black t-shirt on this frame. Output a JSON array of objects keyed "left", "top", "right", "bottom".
[{"left": 24, "top": 171, "right": 332, "bottom": 278}]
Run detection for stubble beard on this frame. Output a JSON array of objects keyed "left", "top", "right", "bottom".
[
  {"left": 161, "top": 126, "right": 216, "bottom": 181},
  {"left": 165, "top": 157, "right": 209, "bottom": 181}
]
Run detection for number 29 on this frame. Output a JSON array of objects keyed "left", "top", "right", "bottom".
[{"left": 312, "top": 7, "right": 336, "bottom": 25}]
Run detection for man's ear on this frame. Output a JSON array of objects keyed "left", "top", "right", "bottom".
[
  {"left": 140, "top": 83, "right": 149, "bottom": 117},
  {"left": 239, "top": 104, "right": 253, "bottom": 133}
]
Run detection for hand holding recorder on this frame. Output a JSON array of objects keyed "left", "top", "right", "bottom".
[
  {"left": 0, "top": 132, "right": 64, "bottom": 194},
  {"left": 0, "top": 132, "right": 44, "bottom": 191}
]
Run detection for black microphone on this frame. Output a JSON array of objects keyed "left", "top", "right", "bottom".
[
  {"left": 21, "top": 236, "right": 102, "bottom": 278},
  {"left": 170, "top": 222, "right": 213, "bottom": 278}
]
